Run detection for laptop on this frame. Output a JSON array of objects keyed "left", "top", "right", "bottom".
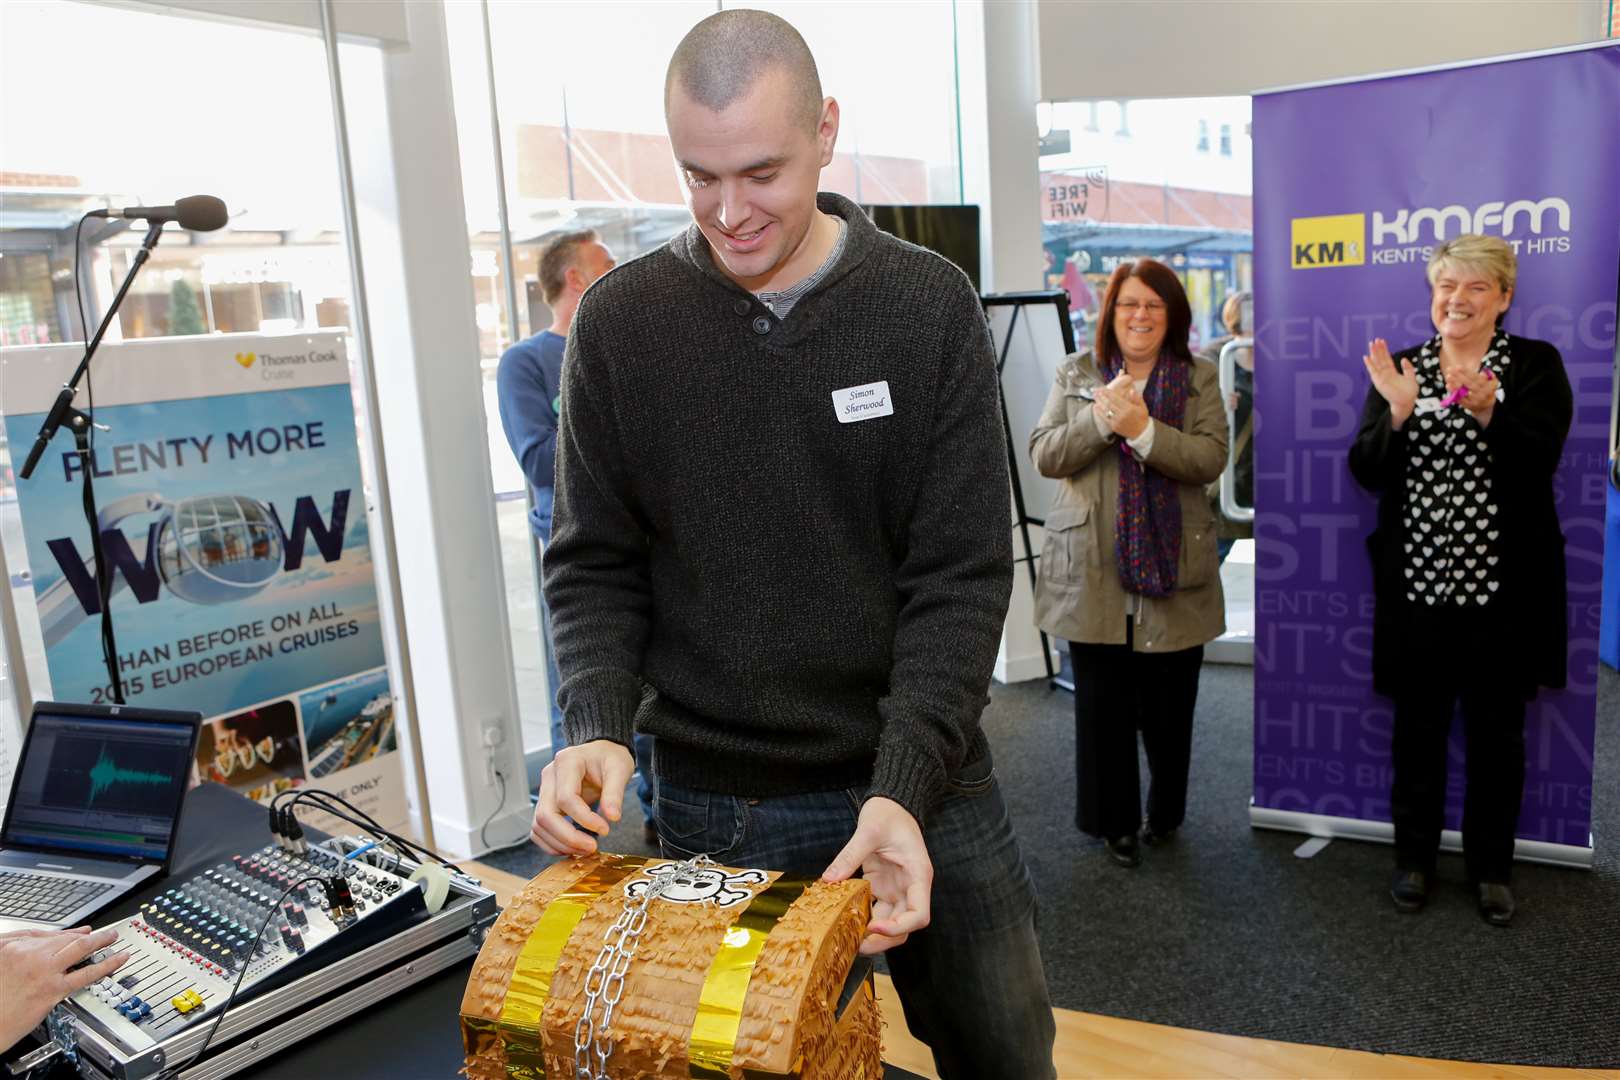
[{"left": 0, "top": 701, "right": 200, "bottom": 934}]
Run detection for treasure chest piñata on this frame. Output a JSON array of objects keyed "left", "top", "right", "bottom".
[{"left": 461, "top": 853, "right": 880, "bottom": 1079}]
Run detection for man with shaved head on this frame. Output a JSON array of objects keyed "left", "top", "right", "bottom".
[
  {"left": 664, "top": 7, "right": 824, "bottom": 133},
  {"left": 533, "top": 11, "right": 1056, "bottom": 1077}
]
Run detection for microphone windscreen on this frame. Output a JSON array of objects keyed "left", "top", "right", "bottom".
[{"left": 176, "top": 195, "right": 229, "bottom": 232}]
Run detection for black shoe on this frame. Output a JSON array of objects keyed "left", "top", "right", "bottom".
[
  {"left": 642, "top": 820, "right": 658, "bottom": 847},
  {"left": 1104, "top": 833, "right": 1140, "bottom": 868},
  {"left": 1390, "top": 869, "right": 1428, "bottom": 913},
  {"left": 1477, "top": 883, "right": 1515, "bottom": 927},
  {"left": 1140, "top": 820, "right": 1177, "bottom": 847}
]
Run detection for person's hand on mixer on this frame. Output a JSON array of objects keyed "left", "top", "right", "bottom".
[
  {"left": 822, "top": 797, "right": 933, "bottom": 956},
  {"left": 530, "top": 739, "right": 636, "bottom": 855},
  {"left": 1, "top": 926, "right": 129, "bottom": 1052}
]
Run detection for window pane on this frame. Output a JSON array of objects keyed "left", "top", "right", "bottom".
[
  {"left": 1038, "top": 97, "right": 1252, "bottom": 353},
  {"left": 1, "top": 1, "right": 351, "bottom": 346},
  {"left": 456, "top": 1, "right": 716, "bottom": 761},
  {"left": 0, "top": 0, "right": 370, "bottom": 706},
  {"left": 1037, "top": 96, "right": 1255, "bottom": 651},
  {"left": 737, "top": 1, "right": 962, "bottom": 204}
]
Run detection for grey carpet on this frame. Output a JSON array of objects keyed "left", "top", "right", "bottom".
[{"left": 481, "top": 667, "right": 1619, "bottom": 1067}]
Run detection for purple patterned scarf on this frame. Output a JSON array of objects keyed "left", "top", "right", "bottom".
[{"left": 1103, "top": 351, "right": 1192, "bottom": 597}]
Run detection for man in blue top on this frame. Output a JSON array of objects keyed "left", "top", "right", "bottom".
[
  {"left": 497, "top": 229, "right": 656, "bottom": 841},
  {"left": 497, "top": 230, "right": 615, "bottom": 539}
]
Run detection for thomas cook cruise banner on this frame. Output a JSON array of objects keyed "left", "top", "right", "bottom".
[
  {"left": 0, "top": 331, "right": 404, "bottom": 830},
  {"left": 1250, "top": 44, "right": 1620, "bottom": 864}
]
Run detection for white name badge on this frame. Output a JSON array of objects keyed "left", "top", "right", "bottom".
[{"left": 832, "top": 380, "right": 894, "bottom": 423}]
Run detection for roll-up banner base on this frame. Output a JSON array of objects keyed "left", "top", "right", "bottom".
[{"left": 1249, "top": 806, "right": 1595, "bottom": 870}]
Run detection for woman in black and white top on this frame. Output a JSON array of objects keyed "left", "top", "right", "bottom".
[{"left": 1350, "top": 234, "right": 1571, "bottom": 928}]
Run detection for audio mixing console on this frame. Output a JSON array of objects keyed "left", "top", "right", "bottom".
[
  {"left": 68, "top": 840, "right": 423, "bottom": 1047},
  {"left": 19, "top": 833, "right": 497, "bottom": 1080}
]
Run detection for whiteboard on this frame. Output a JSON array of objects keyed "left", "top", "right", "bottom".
[{"left": 987, "top": 294, "right": 1075, "bottom": 526}]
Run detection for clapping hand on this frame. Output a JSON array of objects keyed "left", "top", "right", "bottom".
[
  {"left": 1443, "top": 364, "right": 1497, "bottom": 425},
  {"left": 1093, "top": 372, "right": 1149, "bottom": 440},
  {"left": 1362, "top": 338, "right": 1418, "bottom": 429}
]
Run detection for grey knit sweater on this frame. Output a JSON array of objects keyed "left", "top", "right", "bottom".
[{"left": 542, "top": 193, "right": 1012, "bottom": 825}]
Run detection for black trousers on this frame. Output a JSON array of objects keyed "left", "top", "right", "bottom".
[
  {"left": 1068, "top": 625, "right": 1204, "bottom": 840},
  {"left": 1391, "top": 686, "right": 1526, "bottom": 884},
  {"left": 1388, "top": 600, "right": 1528, "bottom": 883}
]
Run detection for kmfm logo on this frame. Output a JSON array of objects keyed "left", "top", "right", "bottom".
[
  {"left": 1291, "top": 214, "right": 1365, "bottom": 269},
  {"left": 1373, "top": 197, "right": 1570, "bottom": 245},
  {"left": 1290, "top": 197, "right": 1572, "bottom": 270}
]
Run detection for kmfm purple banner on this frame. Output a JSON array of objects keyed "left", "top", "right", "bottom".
[{"left": 1252, "top": 44, "right": 1620, "bottom": 856}]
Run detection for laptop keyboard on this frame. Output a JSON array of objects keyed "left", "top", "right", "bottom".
[{"left": 0, "top": 870, "right": 113, "bottom": 922}]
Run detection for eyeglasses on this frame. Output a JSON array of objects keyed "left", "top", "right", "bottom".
[{"left": 1117, "top": 300, "right": 1167, "bottom": 315}]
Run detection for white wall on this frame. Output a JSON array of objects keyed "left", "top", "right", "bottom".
[
  {"left": 1038, "top": 0, "right": 1610, "bottom": 101},
  {"left": 957, "top": 1, "right": 1062, "bottom": 683},
  {"left": 958, "top": 0, "right": 1046, "bottom": 295}
]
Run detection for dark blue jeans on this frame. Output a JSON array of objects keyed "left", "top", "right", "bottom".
[{"left": 655, "top": 751, "right": 1056, "bottom": 1080}]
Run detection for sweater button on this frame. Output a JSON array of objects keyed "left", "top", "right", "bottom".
[
  {"left": 751, "top": 315, "right": 773, "bottom": 335},
  {"left": 732, "top": 298, "right": 751, "bottom": 316}
]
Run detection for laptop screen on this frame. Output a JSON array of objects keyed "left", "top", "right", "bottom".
[{"left": 2, "top": 706, "right": 197, "bottom": 863}]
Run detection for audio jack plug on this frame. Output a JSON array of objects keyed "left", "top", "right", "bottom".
[
  {"left": 283, "top": 809, "right": 308, "bottom": 854},
  {"left": 324, "top": 875, "right": 355, "bottom": 918},
  {"left": 267, "top": 804, "right": 289, "bottom": 850}
]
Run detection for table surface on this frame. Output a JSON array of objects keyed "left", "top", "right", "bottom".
[{"left": 6, "top": 784, "right": 926, "bottom": 1079}]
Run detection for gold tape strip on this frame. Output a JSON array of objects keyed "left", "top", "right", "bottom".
[
  {"left": 496, "top": 854, "right": 650, "bottom": 1080},
  {"left": 688, "top": 875, "right": 812, "bottom": 1080},
  {"left": 461, "top": 1015, "right": 500, "bottom": 1068}
]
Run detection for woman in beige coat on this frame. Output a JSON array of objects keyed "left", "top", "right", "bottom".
[{"left": 1030, "top": 259, "right": 1227, "bottom": 868}]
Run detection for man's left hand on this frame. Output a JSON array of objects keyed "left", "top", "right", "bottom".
[{"left": 822, "top": 797, "right": 933, "bottom": 955}]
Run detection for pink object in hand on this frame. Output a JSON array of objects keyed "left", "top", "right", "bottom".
[{"left": 1442, "top": 369, "right": 1494, "bottom": 408}]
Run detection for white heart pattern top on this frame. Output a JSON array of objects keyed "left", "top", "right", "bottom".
[{"left": 1400, "top": 330, "right": 1511, "bottom": 607}]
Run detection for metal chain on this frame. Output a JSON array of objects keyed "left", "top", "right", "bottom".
[{"left": 573, "top": 855, "right": 713, "bottom": 1080}]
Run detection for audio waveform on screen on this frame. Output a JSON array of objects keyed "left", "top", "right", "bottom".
[{"left": 87, "top": 746, "right": 171, "bottom": 804}]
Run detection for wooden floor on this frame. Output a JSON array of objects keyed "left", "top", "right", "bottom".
[{"left": 463, "top": 860, "right": 1616, "bottom": 1080}]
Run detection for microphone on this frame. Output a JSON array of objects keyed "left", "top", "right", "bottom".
[{"left": 89, "top": 195, "right": 228, "bottom": 232}]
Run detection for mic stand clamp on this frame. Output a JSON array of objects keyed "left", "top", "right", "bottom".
[{"left": 64, "top": 405, "right": 113, "bottom": 452}]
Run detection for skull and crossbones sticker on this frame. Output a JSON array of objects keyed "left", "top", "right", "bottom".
[{"left": 624, "top": 861, "right": 768, "bottom": 908}]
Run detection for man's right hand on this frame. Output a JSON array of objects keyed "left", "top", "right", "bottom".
[{"left": 530, "top": 739, "right": 635, "bottom": 855}]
